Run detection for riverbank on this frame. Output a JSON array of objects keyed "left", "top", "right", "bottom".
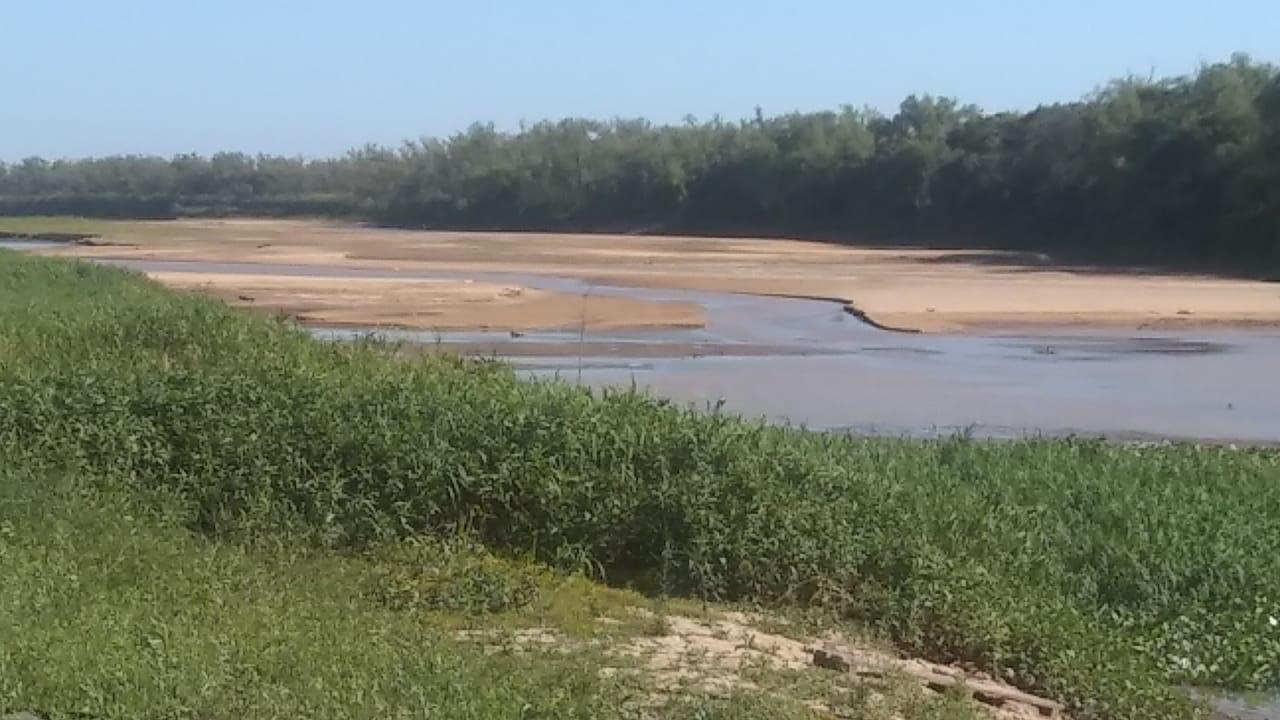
[
  {"left": 6, "top": 250, "right": 1280, "bottom": 719},
  {"left": 9, "top": 219, "right": 1280, "bottom": 443},
  {"left": 7, "top": 473, "right": 1045, "bottom": 720},
  {"left": 8, "top": 217, "right": 1280, "bottom": 334}
]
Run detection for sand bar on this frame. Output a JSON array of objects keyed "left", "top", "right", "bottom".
[{"left": 41, "top": 218, "right": 1280, "bottom": 333}]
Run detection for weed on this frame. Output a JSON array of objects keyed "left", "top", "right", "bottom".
[{"left": 366, "top": 538, "right": 541, "bottom": 614}]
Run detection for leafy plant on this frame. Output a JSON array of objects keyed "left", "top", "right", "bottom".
[{"left": 366, "top": 538, "right": 541, "bottom": 614}]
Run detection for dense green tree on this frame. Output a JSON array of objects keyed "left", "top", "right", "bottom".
[{"left": 2, "top": 56, "right": 1276, "bottom": 269}]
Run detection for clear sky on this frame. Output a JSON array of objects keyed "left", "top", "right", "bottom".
[{"left": 4, "top": 0, "right": 1278, "bottom": 161}]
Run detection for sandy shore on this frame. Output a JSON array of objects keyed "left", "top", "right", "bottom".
[
  {"left": 150, "top": 271, "right": 703, "bottom": 331},
  {"left": 42, "top": 218, "right": 1280, "bottom": 333}
]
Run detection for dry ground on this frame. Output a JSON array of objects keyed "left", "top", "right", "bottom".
[
  {"left": 149, "top": 271, "right": 703, "bottom": 331},
  {"left": 458, "top": 608, "right": 1064, "bottom": 719},
  {"left": 34, "top": 218, "right": 1280, "bottom": 333}
]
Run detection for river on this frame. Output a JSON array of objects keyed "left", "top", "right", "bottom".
[{"left": 96, "top": 257, "right": 1280, "bottom": 445}]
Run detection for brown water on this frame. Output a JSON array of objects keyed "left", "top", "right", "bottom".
[{"left": 99, "top": 257, "right": 1280, "bottom": 444}]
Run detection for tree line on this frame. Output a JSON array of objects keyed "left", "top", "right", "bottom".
[{"left": 3, "top": 55, "right": 1277, "bottom": 268}]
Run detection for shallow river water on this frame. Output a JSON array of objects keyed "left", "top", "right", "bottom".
[{"left": 101, "top": 257, "right": 1280, "bottom": 444}]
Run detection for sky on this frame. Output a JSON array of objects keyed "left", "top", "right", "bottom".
[{"left": 3, "top": 0, "right": 1278, "bottom": 161}]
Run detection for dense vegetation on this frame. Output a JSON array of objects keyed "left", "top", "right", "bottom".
[
  {"left": 3, "top": 55, "right": 1278, "bottom": 269},
  {"left": 2, "top": 479, "right": 990, "bottom": 720},
  {"left": 4, "top": 251, "right": 1280, "bottom": 718},
  {"left": 0, "top": 474, "right": 627, "bottom": 718}
]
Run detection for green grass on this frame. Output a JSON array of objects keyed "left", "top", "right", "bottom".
[
  {"left": 3, "top": 250, "right": 1279, "bottom": 718},
  {"left": 0, "top": 475, "right": 978, "bottom": 720},
  {"left": 0, "top": 475, "right": 630, "bottom": 720}
]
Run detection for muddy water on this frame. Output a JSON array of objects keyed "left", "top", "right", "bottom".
[{"left": 97, "top": 257, "right": 1280, "bottom": 443}]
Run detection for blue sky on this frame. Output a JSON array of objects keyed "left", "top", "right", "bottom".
[{"left": 4, "top": 0, "right": 1278, "bottom": 160}]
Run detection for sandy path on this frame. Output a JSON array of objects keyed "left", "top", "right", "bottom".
[{"left": 45, "top": 219, "right": 1280, "bottom": 333}]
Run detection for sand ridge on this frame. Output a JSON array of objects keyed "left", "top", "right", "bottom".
[{"left": 48, "top": 219, "right": 1280, "bottom": 333}]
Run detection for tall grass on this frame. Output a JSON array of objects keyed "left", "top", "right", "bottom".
[{"left": 4, "top": 251, "right": 1280, "bottom": 719}]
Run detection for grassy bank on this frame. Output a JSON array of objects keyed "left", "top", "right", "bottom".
[
  {"left": 0, "top": 474, "right": 627, "bottom": 719},
  {"left": 15, "top": 473, "right": 940, "bottom": 719},
  {"left": 3, "top": 251, "right": 1280, "bottom": 718}
]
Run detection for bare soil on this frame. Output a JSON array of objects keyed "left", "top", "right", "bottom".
[{"left": 460, "top": 609, "right": 1064, "bottom": 719}]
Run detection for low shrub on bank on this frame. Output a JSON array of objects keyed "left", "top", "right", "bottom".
[{"left": 4, "top": 251, "right": 1279, "bottom": 719}]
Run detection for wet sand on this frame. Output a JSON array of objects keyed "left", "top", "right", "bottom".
[{"left": 40, "top": 218, "right": 1280, "bottom": 334}]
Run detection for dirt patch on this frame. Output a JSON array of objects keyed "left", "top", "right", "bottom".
[
  {"left": 42, "top": 219, "right": 1280, "bottom": 334},
  {"left": 617, "top": 611, "right": 1062, "bottom": 719},
  {"left": 456, "top": 609, "right": 1064, "bottom": 719}
]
